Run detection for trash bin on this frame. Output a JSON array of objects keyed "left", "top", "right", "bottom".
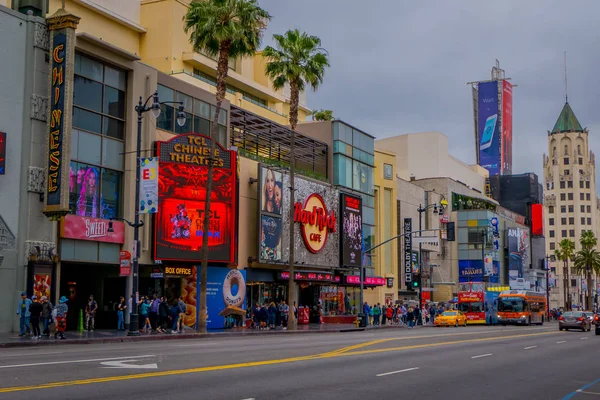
[{"left": 357, "top": 313, "right": 367, "bottom": 328}]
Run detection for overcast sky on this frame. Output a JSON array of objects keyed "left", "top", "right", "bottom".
[{"left": 261, "top": 0, "right": 600, "bottom": 184}]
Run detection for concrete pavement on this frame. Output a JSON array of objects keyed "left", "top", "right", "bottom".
[{"left": 0, "top": 323, "right": 595, "bottom": 399}]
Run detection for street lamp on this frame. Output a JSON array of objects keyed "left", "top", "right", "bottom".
[
  {"left": 117, "top": 92, "right": 186, "bottom": 337},
  {"left": 545, "top": 255, "right": 554, "bottom": 319},
  {"left": 416, "top": 198, "right": 448, "bottom": 308}
]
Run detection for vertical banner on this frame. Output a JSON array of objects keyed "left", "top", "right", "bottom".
[
  {"left": 119, "top": 250, "right": 131, "bottom": 277},
  {"left": 258, "top": 166, "right": 284, "bottom": 262},
  {"left": 139, "top": 157, "right": 159, "bottom": 214},
  {"left": 477, "top": 81, "right": 501, "bottom": 176},
  {"left": 43, "top": 10, "right": 80, "bottom": 219},
  {"left": 501, "top": 81, "right": 513, "bottom": 175},
  {"left": 484, "top": 253, "right": 494, "bottom": 276},
  {"left": 0, "top": 132, "right": 5, "bottom": 175},
  {"left": 340, "top": 194, "right": 362, "bottom": 267},
  {"left": 404, "top": 218, "right": 412, "bottom": 287},
  {"left": 508, "top": 228, "right": 530, "bottom": 288}
]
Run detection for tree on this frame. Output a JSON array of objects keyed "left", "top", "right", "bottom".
[
  {"left": 310, "top": 109, "right": 333, "bottom": 121},
  {"left": 575, "top": 230, "right": 600, "bottom": 310},
  {"left": 555, "top": 238, "right": 575, "bottom": 310},
  {"left": 184, "top": 0, "right": 270, "bottom": 333},
  {"left": 263, "top": 29, "right": 329, "bottom": 329}
]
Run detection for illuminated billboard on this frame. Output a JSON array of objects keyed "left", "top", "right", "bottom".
[
  {"left": 478, "top": 81, "right": 501, "bottom": 176},
  {"left": 507, "top": 228, "right": 530, "bottom": 285},
  {"left": 501, "top": 81, "right": 513, "bottom": 175},
  {"left": 154, "top": 134, "right": 237, "bottom": 263},
  {"left": 340, "top": 194, "right": 362, "bottom": 267}
]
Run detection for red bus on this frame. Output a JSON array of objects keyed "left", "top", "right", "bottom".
[{"left": 457, "top": 282, "right": 486, "bottom": 325}]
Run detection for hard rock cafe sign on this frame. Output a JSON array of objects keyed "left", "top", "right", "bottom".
[{"left": 293, "top": 194, "right": 336, "bottom": 253}]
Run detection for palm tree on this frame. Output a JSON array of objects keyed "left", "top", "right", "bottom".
[
  {"left": 310, "top": 109, "right": 334, "bottom": 121},
  {"left": 184, "top": 0, "right": 270, "bottom": 333},
  {"left": 575, "top": 230, "right": 600, "bottom": 310},
  {"left": 555, "top": 238, "right": 575, "bottom": 310},
  {"left": 263, "top": 29, "right": 329, "bottom": 329}
]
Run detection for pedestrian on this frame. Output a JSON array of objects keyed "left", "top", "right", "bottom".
[
  {"left": 252, "top": 302, "right": 261, "bottom": 329},
  {"left": 407, "top": 307, "right": 415, "bottom": 328},
  {"left": 401, "top": 305, "right": 408, "bottom": 325},
  {"left": 54, "top": 296, "right": 69, "bottom": 339},
  {"left": 279, "top": 300, "right": 289, "bottom": 329},
  {"left": 414, "top": 306, "right": 421, "bottom": 326},
  {"left": 268, "top": 302, "right": 277, "bottom": 329},
  {"left": 345, "top": 294, "right": 351, "bottom": 315},
  {"left": 29, "top": 295, "right": 43, "bottom": 339},
  {"left": 381, "top": 304, "right": 388, "bottom": 325},
  {"left": 150, "top": 295, "right": 160, "bottom": 332},
  {"left": 386, "top": 305, "right": 394, "bottom": 325},
  {"left": 170, "top": 300, "right": 180, "bottom": 334},
  {"left": 259, "top": 303, "right": 268, "bottom": 330},
  {"left": 177, "top": 296, "right": 187, "bottom": 333},
  {"left": 117, "top": 296, "right": 126, "bottom": 331},
  {"left": 85, "top": 294, "right": 98, "bottom": 331},
  {"left": 158, "top": 296, "right": 169, "bottom": 333},
  {"left": 41, "top": 296, "right": 53, "bottom": 337},
  {"left": 16, "top": 292, "right": 32, "bottom": 337},
  {"left": 140, "top": 297, "right": 151, "bottom": 333},
  {"left": 373, "top": 303, "right": 381, "bottom": 325}
]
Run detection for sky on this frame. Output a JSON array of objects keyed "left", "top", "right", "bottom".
[{"left": 261, "top": 0, "right": 600, "bottom": 184}]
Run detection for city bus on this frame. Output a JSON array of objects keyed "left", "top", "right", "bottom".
[
  {"left": 457, "top": 282, "right": 486, "bottom": 324},
  {"left": 497, "top": 290, "right": 546, "bottom": 326}
]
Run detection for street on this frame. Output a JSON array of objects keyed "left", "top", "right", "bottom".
[{"left": 0, "top": 324, "right": 596, "bottom": 399}]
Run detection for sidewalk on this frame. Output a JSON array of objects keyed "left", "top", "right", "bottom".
[{"left": 0, "top": 323, "right": 420, "bottom": 348}]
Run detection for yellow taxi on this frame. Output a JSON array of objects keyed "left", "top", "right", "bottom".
[{"left": 434, "top": 310, "right": 468, "bottom": 327}]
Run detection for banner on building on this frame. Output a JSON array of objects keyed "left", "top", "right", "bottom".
[
  {"left": 501, "top": 80, "right": 513, "bottom": 175},
  {"left": 340, "top": 194, "right": 362, "bottom": 267},
  {"left": 404, "top": 218, "right": 413, "bottom": 285},
  {"left": 0, "top": 132, "right": 5, "bottom": 175},
  {"left": 477, "top": 81, "right": 501, "bottom": 176},
  {"left": 508, "top": 228, "right": 530, "bottom": 287},
  {"left": 484, "top": 253, "right": 494, "bottom": 276},
  {"left": 119, "top": 251, "right": 131, "bottom": 277},
  {"left": 139, "top": 157, "right": 158, "bottom": 214}
]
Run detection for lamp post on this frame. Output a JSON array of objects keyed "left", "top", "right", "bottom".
[
  {"left": 545, "top": 255, "right": 553, "bottom": 319},
  {"left": 416, "top": 198, "right": 448, "bottom": 307},
  {"left": 109, "top": 92, "right": 185, "bottom": 337}
]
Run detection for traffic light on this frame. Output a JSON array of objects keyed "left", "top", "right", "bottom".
[
  {"left": 412, "top": 275, "right": 420, "bottom": 289},
  {"left": 446, "top": 222, "right": 456, "bottom": 241}
]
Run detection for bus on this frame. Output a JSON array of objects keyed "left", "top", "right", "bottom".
[
  {"left": 457, "top": 282, "right": 486, "bottom": 325},
  {"left": 497, "top": 290, "right": 547, "bottom": 326}
]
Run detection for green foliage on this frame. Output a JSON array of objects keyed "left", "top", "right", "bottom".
[
  {"left": 554, "top": 239, "right": 575, "bottom": 263},
  {"left": 451, "top": 193, "right": 496, "bottom": 212},
  {"left": 311, "top": 109, "right": 334, "bottom": 121},
  {"left": 574, "top": 248, "right": 600, "bottom": 276},
  {"left": 238, "top": 148, "right": 327, "bottom": 182}
]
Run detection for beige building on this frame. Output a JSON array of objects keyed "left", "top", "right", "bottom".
[{"left": 543, "top": 102, "right": 598, "bottom": 310}]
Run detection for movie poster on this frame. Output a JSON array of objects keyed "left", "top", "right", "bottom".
[
  {"left": 340, "top": 194, "right": 362, "bottom": 267},
  {"left": 260, "top": 167, "right": 283, "bottom": 215},
  {"left": 260, "top": 215, "right": 282, "bottom": 261},
  {"left": 33, "top": 274, "right": 51, "bottom": 299}
]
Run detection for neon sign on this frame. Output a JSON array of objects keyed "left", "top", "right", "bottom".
[{"left": 293, "top": 193, "right": 336, "bottom": 253}]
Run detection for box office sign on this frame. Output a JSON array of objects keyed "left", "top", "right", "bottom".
[{"left": 165, "top": 266, "right": 193, "bottom": 277}]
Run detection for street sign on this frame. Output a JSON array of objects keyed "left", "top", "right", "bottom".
[{"left": 119, "top": 251, "right": 131, "bottom": 277}]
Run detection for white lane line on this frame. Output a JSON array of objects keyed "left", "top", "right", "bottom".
[
  {"left": 556, "top": 341, "right": 567, "bottom": 344},
  {"left": 0, "top": 351, "right": 63, "bottom": 358},
  {"left": 581, "top": 337, "right": 589, "bottom": 340},
  {"left": 471, "top": 353, "right": 493, "bottom": 359},
  {"left": 576, "top": 390, "right": 600, "bottom": 396},
  {"left": 0, "top": 355, "right": 155, "bottom": 369},
  {"left": 376, "top": 367, "right": 419, "bottom": 377},
  {"left": 524, "top": 346, "right": 537, "bottom": 350}
]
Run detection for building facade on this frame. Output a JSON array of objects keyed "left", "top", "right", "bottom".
[{"left": 543, "top": 102, "right": 598, "bottom": 310}]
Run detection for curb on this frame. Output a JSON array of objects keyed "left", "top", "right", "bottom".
[{"left": 0, "top": 324, "right": 430, "bottom": 348}]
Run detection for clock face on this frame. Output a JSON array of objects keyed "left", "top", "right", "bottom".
[{"left": 384, "top": 164, "right": 393, "bottom": 180}]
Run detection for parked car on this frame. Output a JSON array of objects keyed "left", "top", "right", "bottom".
[{"left": 559, "top": 311, "right": 592, "bottom": 332}]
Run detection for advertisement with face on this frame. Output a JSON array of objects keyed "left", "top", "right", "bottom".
[
  {"left": 501, "top": 80, "right": 513, "bottom": 175},
  {"left": 340, "top": 194, "right": 362, "bottom": 267},
  {"left": 260, "top": 215, "right": 282, "bottom": 261},
  {"left": 478, "top": 81, "right": 501, "bottom": 176},
  {"left": 261, "top": 167, "right": 283, "bottom": 215},
  {"left": 508, "top": 228, "right": 530, "bottom": 284},
  {"left": 154, "top": 134, "right": 236, "bottom": 262}
]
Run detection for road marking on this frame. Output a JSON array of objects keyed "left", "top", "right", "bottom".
[
  {"left": 524, "top": 346, "right": 537, "bottom": 350},
  {"left": 471, "top": 353, "right": 492, "bottom": 359},
  {"left": 100, "top": 360, "right": 158, "bottom": 369},
  {"left": 0, "top": 355, "right": 155, "bottom": 369},
  {"left": 376, "top": 367, "right": 419, "bottom": 377},
  {"left": 0, "top": 331, "right": 560, "bottom": 394},
  {"left": 581, "top": 337, "right": 589, "bottom": 340},
  {"left": 324, "top": 338, "right": 395, "bottom": 356},
  {"left": 557, "top": 341, "right": 567, "bottom": 344},
  {"left": 576, "top": 390, "right": 600, "bottom": 396},
  {"left": 0, "top": 351, "right": 63, "bottom": 358}
]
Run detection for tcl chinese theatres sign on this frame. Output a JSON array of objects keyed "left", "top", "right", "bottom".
[
  {"left": 61, "top": 215, "right": 124, "bottom": 244},
  {"left": 294, "top": 194, "right": 337, "bottom": 253}
]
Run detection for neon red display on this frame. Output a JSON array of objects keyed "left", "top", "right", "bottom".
[{"left": 531, "top": 203, "right": 544, "bottom": 236}]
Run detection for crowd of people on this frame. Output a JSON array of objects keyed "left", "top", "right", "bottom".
[
  {"left": 16, "top": 292, "right": 69, "bottom": 339},
  {"left": 250, "top": 300, "right": 293, "bottom": 330},
  {"left": 362, "top": 302, "right": 447, "bottom": 327}
]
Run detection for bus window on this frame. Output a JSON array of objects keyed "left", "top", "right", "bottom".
[
  {"left": 472, "top": 283, "right": 485, "bottom": 292},
  {"left": 498, "top": 297, "right": 524, "bottom": 312}
]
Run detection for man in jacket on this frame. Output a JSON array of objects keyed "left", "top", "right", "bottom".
[
  {"left": 85, "top": 295, "right": 98, "bottom": 331},
  {"left": 177, "top": 296, "right": 186, "bottom": 333},
  {"left": 41, "top": 296, "right": 53, "bottom": 337},
  {"left": 16, "top": 292, "right": 32, "bottom": 336},
  {"left": 363, "top": 302, "right": 371, "bottom": 325},
  {"left": 149, "top": 295, "right": 160, "bottom": 332}
]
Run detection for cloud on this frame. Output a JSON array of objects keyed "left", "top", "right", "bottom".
[{"left": 260, "top": 0, "right": 600, "bottom": 185}]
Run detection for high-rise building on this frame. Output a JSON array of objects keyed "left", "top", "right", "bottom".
[{"left": 543, "top": 101, "right": 598, "bottom": 310}]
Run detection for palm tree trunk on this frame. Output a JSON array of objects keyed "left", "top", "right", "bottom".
[
  {"left": 563, "top": 260, "right": 568, "bottom": 310},
  {"left": 286, "top": 81, "right": 300, "bottom": 330},
  {"left": 198, "top": 41, "right": 231, "bottom": 333},
  {"left": 587, "top": 268, "right": 593, "bottom": 311},
  {"left": 565, "top": 259, "right": 570, "bottom": 310}
]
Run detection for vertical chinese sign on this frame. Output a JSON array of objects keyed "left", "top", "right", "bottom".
[{"left": 43, "top": 8, "right": 80, "bottom": 220}]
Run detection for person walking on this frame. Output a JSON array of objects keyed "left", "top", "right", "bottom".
[
  {"left": 29, "top": 296, "right": 43, "bottom": 339},
  {"left": 117, "top": 296, "right": 127, "bottom": 331},
  {"left": 41, "top": 296, "right": 53, "bottom": 337},
  {"left": 149, "top": 295, "right": 160, "bottom": 332},
  {"left": 170, "top": 300, "right": 180, "bottom": 334},
  {"left": 373, "top": 303, "right": 381, "bottom": 326},
  {"left": 158, "top": 296, "right": 169, "bottom": 333},
  {"left": 407, "top": 307, "right": 415, "bottom": 328},
  {"left": 381, "top": 304, "right": 388, "bottom": 326},
  {"left": 54, "top": 296, "right": 69, "bottom": 339},
  {"left": 363, "top": 302, "right": 371, "bottom": 325},
  {"left": 279, "top": 301, "right": 289, "bottom": 329},
  {"left": 140, "top": 297, "right": 151, "bottom": 333},
  {"left": 85, "top": 295, "right": 98, "bottom": 331},
  {"left": 386, "top": 305, "right": 394, "bottom": 325},
  {"left": 177, "top": 296, "right": 187, "bottom": 333},
  {"left": 268, "top": 302, "right": 277, "bottom": 329},
  {"left": 16, "top": 292, "right": 32, "bottom": 337}
]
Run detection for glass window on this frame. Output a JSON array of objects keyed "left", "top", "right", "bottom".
[
  {"left": 103, "top": 117, "right": 124, "bottom": 140},
  {"left": 561, "top": 217, "right": 566, "bottom": 224},
  {"left": 193, "top": 116, "right": 210, "bottom": 135},
  {"left": 76, "top": 130, "right": 102, "bottom": 165},
  {"left": 363, "top": 206, "right": 375, "bottom": 225},
  {"left": 550, "top": 242, "right": 555, "bottom": 250},
  {"left": 157, "top": 85, "right": 175, "bottom": 105},
  {"left": 587, "top": 206, "right": 591, "bottom": 213},
  {"left": 581, "top": 193, "right": 585, "bottom": 201},
  {"left": 568, "top": 205, "right": 574, "bottom": 213},
  {"left": 103, "top": 87, "right": 125, "bottom": 119},
  {"left": 353, "top": 130, "right": 361, "bottom": 148},
  {"left": 101, "top": 138, "right": 124, "bottom": 170},
  {"left": 104, "top": 65, "right": 126, "bottom": 91},
  {"left": 549, "top": 218, "right": 554, "bottom": 225},
  {"left": 580, "top": 181, "right": 584, "bottom": 189},
  {"left": 560, "top": 193, "right": 565, "bottom": 201},
  {"left": 101, "top": 168, "right": 121, "bottom": 220},
  {"left": 362, "top": 224, "right": 375, "bottom": 267},
  {"left": 569, "top": 230, "right": 575, "bottom": 237},
  {"left": 157, "top": 104, "right": 174, "bottom": 132},
  {"left": 176, "top": 91, "right": 193, "bottom": 113},
  {"left": 568, "top": 181, "right": 573, "bottom": 188},
  {"left": 549, "top": 206, "right": 554, "bottom": 213},
  {"left": 210, "top": 106, "right": 227, "bottom": 125},
  {"left": 73, "top": 107, "right": 102, "bottom": 134},
  {"left": 568, "top": 193, "right": 573, "bottom": 200},
  {"left": 333, "top": 122, "right": 339, "bottom": 140},
  {"left": 569, "top": 217, "right": 574, "bottom": 225},
  {"left": 586, "top": 181, "right": 591, "bottom": 189},
  {"left": 175, "top": 112, "right": 193, "bottom": 134},
  {"left": 194, "top": 99, "right": 211, "bottom": 119},
  {"left": 581, "top": 205, "right": 585, "bottom": 213},
  {"left": 560, "top": 181, "right": 565, "bottom": 189},
  {"left": 561, "top": 230, "right": 567, "bottom": 237},
  {"left": 73, "top": 76, "right": 102, "bottom": 112},
  {"left": 587, "top": 193, "right": 591, "bottom": 201},
  {"left": 588, "top": 218, "right": 592, "bottom": 225},
  {"left": 549, "top": 230, "right": 555, "bottom": 237},
  {"left": 560, "top": 206, "right": 566, "bottom": 213},
  {"left": 74, "top": 53, "right": 103, "bottom": 82},
  {"left": 218, "top": 125, "right": 227, "bottom": 145},
  {"left": 581, "top": 217, "right": 586, "bottom": 225}
]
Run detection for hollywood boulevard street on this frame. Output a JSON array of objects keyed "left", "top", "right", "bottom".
[{"left": 0, "top": 325, "right": 596, "bottom": 400}]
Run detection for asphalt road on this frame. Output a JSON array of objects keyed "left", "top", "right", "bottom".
[{"left": 0, "top": 323, "right": 597, "bottom": 400}]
